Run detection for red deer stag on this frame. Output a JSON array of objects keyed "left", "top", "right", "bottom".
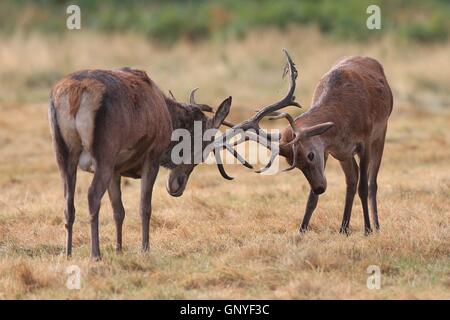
[
  {"left": 49, "top": 67, "right": 245, "bottom": 259},
  {"left": 217, "top": 49, "right": 393, "bottom": 234}
]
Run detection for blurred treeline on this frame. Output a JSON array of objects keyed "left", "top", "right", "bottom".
[{"left": 1, "top": 0, "right": 449, "bottom": 43}]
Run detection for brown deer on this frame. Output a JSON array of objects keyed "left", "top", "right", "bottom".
[
  {"left": 217, "top": 49, "right": 393, "bottom": 234},
  {"left": 48, "top": 67, "right": 244, "bottom": 259}
]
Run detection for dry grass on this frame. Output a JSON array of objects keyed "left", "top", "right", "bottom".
[{"left": 0, "top": 27, "right": 449, "bottom": 299}]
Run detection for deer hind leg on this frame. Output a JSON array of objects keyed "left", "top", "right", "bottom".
[
  {"left": 88, "top": 162, "right": 114, "bottom": 260},
  {"left": 107, "top": 175, "right": 125, "bottom": 252},
  {"left": 299, "top": 156, "right": 328, "bottom": 233},
  {"left": 339, "top": 157, "right": 359, "bottom": 235},
  {"left": 368, "top": 129, "right": 387, "bottom": 231},
  {"left": 358, "top": 146, "right": 372, "bottom": 234},
  {"left": 49, "top": 102, "right": 80, "bottom": 257},
  {"left": 63, "top": 155, "right": 79, "bottom": 258},
  {"left": 56, "top": 152, "right": 80, "bottom": 258}
]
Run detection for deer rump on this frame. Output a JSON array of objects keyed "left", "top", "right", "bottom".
[{"left": 49, "top": 68, "right": 171, "bottom": 178}]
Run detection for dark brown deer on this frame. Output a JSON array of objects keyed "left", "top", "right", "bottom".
[
  {"left": 217, "top": 49, "right": 393, "bottom": 234},
  {"left": 48, "top": 67, "right": 243, "bottom": 259}
]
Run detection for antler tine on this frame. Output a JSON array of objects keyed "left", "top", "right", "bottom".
[
  {"left": 212, "top": 128, "right": 252, "bottom": 169},
  {"left": 231, "top": 135, "right": 251, "bottom": 148},
  {"left": 221, "top": 120, "right": 237, "bottom": 128},
  {"left": 213, "top": 149, "right": 234, "bottom": 180},
  {"left": 268, "top": 110, "right": 303, "bottom": 171},
  {"left": 230, "top": 130, "right": 278, "bottom": 173},
  {"left": 255, "top": 144, "right": 280, "bottom": 174},
  {"left": 222, "top": 143, "right": 253, "bottom": 169},
  {"left": 268, "top": 111, "right": 299, "bottom": 136},
  {"left": 249, "top": 48, "right": 301, "bottom": 127},
  {"left": 216, "top": 162, "right": 233, "bottom": 180},
  {"left": 261, "top": 111, "right": 304, "bottom": 172},
  {"left": 231, "top": 131, "right": 271, "bottom": 150},
  {"left": 168, "top": 90, "right": 177, "bottom": 101},
  {"left": 189, "top": 87, "right": 199, "bottom": 104},
  {"left": 208, "top": 128, "right": 253, "bottom": 181},
  {"left": 250, "top": 109, "right": 303, "bottom": 173},
  {"left": 213, "top": 48, "right": 300, "bottom": 141},
  {"left": 283, "top": 143, "right": 300, "bottom": 171}
]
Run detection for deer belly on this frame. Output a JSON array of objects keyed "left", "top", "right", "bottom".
[
  {"left": 115, "top": 137, "right": 153, "bottom": 175},
  {"left": 77, "top": 148, "right": 143, "bottom": 175},
  {"left": 77, "top": 136, "right": 151, "bottom": 175},
  {"left": 115, "top": 148, "right": 145, "bottom": 173}
]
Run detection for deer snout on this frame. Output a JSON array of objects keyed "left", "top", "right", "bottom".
[
  {"left": 166, "top": 172, "right": 188, "bottom": 197},
  {"left": 311, "top": 179, "right": 327, "bottom": 195},
  {"left": 305, "top": 167, "right": 327, "bottom": 195}
]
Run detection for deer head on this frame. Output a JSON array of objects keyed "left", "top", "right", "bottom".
[
  {"left": 165, "top": 92, "right": 251, "bottom": 197},
  {"left": 280, "top": 121, "right": 334, "bottom": 194},
  {"left": 212, "top": 49, "right": 334, "bottom": 194}
]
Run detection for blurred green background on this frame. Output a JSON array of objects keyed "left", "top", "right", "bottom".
[
  {"left": 0, "top": 0, "right": 449, "bottom": 108},
  {"left": 1, "top": 0, "right": 449, "bottom": 44}
]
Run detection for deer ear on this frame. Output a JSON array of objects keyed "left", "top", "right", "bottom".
[
  {"left": 303, "top": 122, "right": 334, "bottom": 138},
  {"left": 212, "top": 96, "right": 232, "bottom": 128}
]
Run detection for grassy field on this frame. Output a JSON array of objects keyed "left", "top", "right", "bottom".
[{"left": 0, "top": 27, "right": 449, "bottom": 299}]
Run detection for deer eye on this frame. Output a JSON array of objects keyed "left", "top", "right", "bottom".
[{"left": 307, "top": 152, "right": 315, "bottom": 161}]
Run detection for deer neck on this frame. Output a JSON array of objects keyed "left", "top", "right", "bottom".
[
  {"left": 305, "top": 104, "right": 335, "bottom": 147},
  {"left": 164, "top": 96, "right": 199, "bottom": 132}
]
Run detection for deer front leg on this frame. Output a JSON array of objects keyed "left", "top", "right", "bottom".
[
  {"left": 358, "top": 148, "right": 372, "bottom": 234},
  {"left": 368, "top": 129, "right": 387, "bottom": 231},
  {"left": 339, "top": 157, "right": 359, "bottom": 234},
  {"left": 299, "top": 190, "right": 319, "bottom": 233},
  {"left": 300, "top": 155, "right": 328, "bottom": 232},
  {"left": 139, "top": 157, "right": 160, "bottom": 252},
  {"left": 107, "top": 175, "right": 125, "bottom": 252}
]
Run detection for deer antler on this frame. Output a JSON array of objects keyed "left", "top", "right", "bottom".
[
  {"left": 211, "top": 48, "right": 301, "bottom": 177},
  {"left": 168, "top": 90, "right": 177, "bottom": 101},
  {"left": 221, "top": 120, "right": 236, "bottom": 128},
  {"left": 189, "top": 87, "right": 199, "bottom": 104},
  {"left": 243, "top": 48, "right": 302, "bottom": 129}
]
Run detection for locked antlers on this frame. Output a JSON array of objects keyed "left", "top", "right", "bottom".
[{"left": 212, "top": 48, "right": 302, "bottom": 176}]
